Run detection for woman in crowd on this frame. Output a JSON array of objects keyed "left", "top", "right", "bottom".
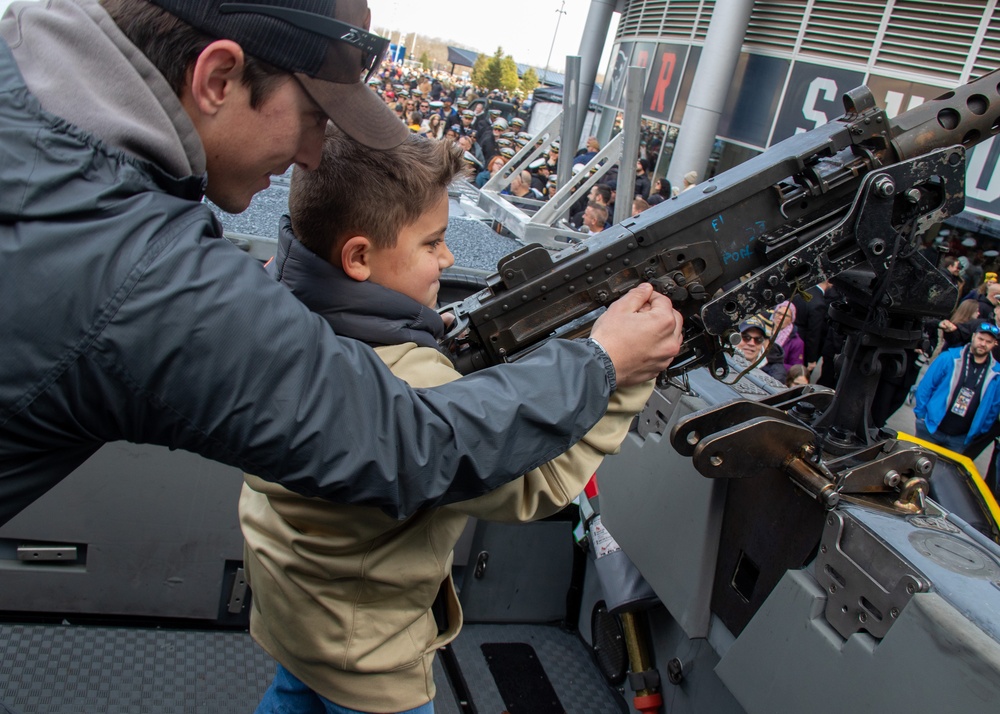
[
  {"left": 407, "top": 110, "right": 423, "bottom": 134},
  {"left": 647, "top": 176, "right": 672, "bottom": 206},
  {"left": 476, "top": 154, "right": 508, "bottom": 189},
  {"left": 770, "top": 301, "right": 805, "bottom": 372},
  {"left": 422, "top": 113, "right": 444, "bottom": 140},
  {"left": 937, "top": 298, "right": 986, "bottom": 354},
  {"left": 785, "top": 364, "right": 809, "bottom": 387}
]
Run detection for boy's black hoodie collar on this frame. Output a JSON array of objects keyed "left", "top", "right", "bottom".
[{"left": 270, "top": 215, "right": 445, "bottom": 351}]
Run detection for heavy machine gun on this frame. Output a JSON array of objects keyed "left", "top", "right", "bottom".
[
  {"left": 446, "top": 73, "right": 999, "bottom": 381},
  {"left": 443, "top": 69, "right": 1000, "bottom": 518}
]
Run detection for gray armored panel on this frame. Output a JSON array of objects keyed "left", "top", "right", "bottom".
[
  {"left": 596, "top": 417, "right": 725, "bottom": 639},
  {"left": 717, "top": 569, "right": 1000, "bottom": 714},
  {"left": 0, "top": 442, "right": 246, "bottom": 621},
  {"left": 596, "top": 365, "right": 783, "bottom": 639},
  {"left": 459, "top": 520, "right": 575, "bottom": 623}
]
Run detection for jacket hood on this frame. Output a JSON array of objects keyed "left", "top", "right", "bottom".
[
  {"left": 0, "top": 37, "right": 206, "bottom": 224},
  {"left": 270, "top": 215, "right": 446, "bottom": 350},
  {"left": 1, "top": 0, "right": 203, "bottom": 178}
]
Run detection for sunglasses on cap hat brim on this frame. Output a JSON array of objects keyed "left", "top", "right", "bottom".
[{"left": 220, "top": 3, "right": 389, "bottom": 84}]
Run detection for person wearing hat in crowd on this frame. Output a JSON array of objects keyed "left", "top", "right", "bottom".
[
  {"left": 545, "top": 174, "right": 559, "bottom": 201},
  {"left": 440, "top": 95, "right": 458, "bottom": 125},
  {"left": 531, "top": 160, "right": 552, "bottom": 192},
  {"left": 459, "top": 108, "right": 476, "bottom": 136},
  {"left": 0, "top": 0, "right": 685, "bottom": 530},
  {"left": 457, "top": 131, "right": 484, "bottom": 169},
  {"left": 914, "top": 322, "right": 1000, "bottom": 453},
  {"left": 546, "top": 141, "right": 560, "bottom": 171},
  {"left": 735, "top": 316, "right": 787, "bottom": 383},
  {"left": 479, "top": 117, "right": 506, "bottom": 165},
  {"left": 673, "top": 170, "right": 699, "bottom": 196},
  {"left": 444, "top": 123, "right": 462, "bottom": 142},
  {"left": 471, "top": 98, "right": 492, "bottom": 142}
]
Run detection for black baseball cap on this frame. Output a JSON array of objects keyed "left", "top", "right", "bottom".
[
  {"left": 148, "top": 0, "right": 407, "bottom": 149},
  {"left": 976, "top": 322, "right": 1000, "bottom": 338}
]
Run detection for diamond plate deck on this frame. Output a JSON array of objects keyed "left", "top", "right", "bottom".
[
  {"left": 0, "top": 623, "right": 462, "bottom": 714},
  {"left": 451, "top": 623, "right": 628, "bottom": 714}
]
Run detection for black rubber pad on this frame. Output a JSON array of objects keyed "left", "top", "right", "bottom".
[{"left": 481, "top": 642, "right": 563, "bottom": 714}]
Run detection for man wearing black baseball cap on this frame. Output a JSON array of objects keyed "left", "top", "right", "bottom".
[
  {"left": 0, "top": 1, "right": 683, "bottom": 525},
  {"left": 149, "top": 0, "right": 408, "bottom": 154}
]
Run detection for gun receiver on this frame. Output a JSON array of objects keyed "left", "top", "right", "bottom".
[{"left": 443, "top": 69, "right": 1000, "bottom": 380}]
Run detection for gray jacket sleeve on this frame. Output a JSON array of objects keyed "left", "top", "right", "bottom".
[{"left": 92, "top": 217, "right": 613, "bottom": 518}]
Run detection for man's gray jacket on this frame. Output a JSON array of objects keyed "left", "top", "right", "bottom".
[{"left": 0, "top": 0, "right": 614, "bottom": 524}]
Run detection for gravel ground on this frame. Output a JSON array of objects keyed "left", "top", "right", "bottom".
[{"left": 211, "top": 171, "right": 520, "bottom": 274}]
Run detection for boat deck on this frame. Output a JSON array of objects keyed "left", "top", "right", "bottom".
[{"left": 0, "top": 620, "right": 625, "bottom": 713}]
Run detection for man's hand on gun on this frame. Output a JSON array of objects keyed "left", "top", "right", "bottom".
[{"left": 591, "top": 283, "right": 684, "bottom": 386}]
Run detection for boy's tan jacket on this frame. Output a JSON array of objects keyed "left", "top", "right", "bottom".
[{"left": 240, "top": 342, "right": 652, "bottom": 711}]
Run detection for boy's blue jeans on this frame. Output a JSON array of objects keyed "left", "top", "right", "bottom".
[{"left": 255, "top": 663, "right": 434, "bottom": 714}]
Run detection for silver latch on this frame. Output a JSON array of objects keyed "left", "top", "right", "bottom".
[
  {"left": 17, "top": 545, "right": 78, "bottom": 562},
  {"left": 227, "top": 567, "right": 249, "bottom": 614},
  {"left": 815, "top": 511, "right": 929, "bottom": 640}
]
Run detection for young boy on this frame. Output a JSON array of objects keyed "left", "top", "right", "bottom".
[{"left": 240, "top": 126, "right": 654, "bottom": 714}]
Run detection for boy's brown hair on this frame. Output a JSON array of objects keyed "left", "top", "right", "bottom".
[{"left": 289, "top": 125, "right": 468, "bottom": 261}]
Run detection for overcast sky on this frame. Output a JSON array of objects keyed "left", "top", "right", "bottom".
[
  {"left": 367, "top": 0, "right": 618, "bottom": 75},
  {"left": 0, "top": 0, "right": 618, "bottom": 76}
]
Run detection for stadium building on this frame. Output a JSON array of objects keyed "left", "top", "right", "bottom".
[{"left": 588, "top": 0, "right": 1000, "bottom": 246}]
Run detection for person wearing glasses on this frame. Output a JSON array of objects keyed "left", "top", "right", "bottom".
[
  {"left": 736, "top": 316, "right": 788, "bottom": 383},
  {"left": 0, "top": 0, "right": 682, "bottom": 528},
  {"left": 914, "top": 323, "right": 1000, "bottom": 454}
]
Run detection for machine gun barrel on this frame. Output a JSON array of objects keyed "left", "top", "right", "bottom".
[{"left": 443, "top": 69, "right": 1000, "bottom": 377}]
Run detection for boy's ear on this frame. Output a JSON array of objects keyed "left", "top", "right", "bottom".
[
  {"left": 182, "top": 40, "right": 246, "bottom": 118},
  {"left": 340, "top": 236, "right": 373, "bottom": 282}
]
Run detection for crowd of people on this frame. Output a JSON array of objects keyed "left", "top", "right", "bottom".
[
  {"left": 365, "top": 62, "right": 692, "bottom": 232},
  {"left": 728, "top": 248, "right": 1000, "bottom": 498}
]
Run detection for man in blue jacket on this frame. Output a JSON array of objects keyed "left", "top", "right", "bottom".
[
  {"left": 914, "top": 323, "right": 1000, "bottom": 453},
  {"left": 0, "top": 0, "right": 683, "bottom": 525}
]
